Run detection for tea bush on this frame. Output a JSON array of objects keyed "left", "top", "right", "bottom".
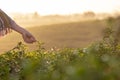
[
  {"left": 0, "top": 39, "right": 119, "bottom": 80},
  {"left": 0, "top": 17, "right": 120, "bottom": 80}
]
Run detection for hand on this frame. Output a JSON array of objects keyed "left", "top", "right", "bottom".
[
  {"left": 22, "top": 31, "right": 36, "bottom": 43},
  {"left": 0, "top": 9, "right": 37, "bottom": 43}
]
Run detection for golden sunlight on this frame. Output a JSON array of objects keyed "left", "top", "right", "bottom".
[{"left": 0, "top": 0, "right": 120, "bottom": 15}]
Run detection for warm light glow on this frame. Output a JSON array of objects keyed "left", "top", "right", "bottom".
[{"left": 0, "top": 0, "right": 120, "bottom": 15}]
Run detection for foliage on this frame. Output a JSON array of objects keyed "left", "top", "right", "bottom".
[
  {"left": 0, "top": 38, "right": 119, "bottom": 80},
  {"left": 0, "top": 17, "right": 120, "bottom": 80}
]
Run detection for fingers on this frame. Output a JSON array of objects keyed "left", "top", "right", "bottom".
[
  {"left": 25, "top": 37, "right": 37, "bottom": 43},
  {"left": 22, "top": 33, "right": 37, "bottom": 44},
  {"left": 28, "top": 37, "right": 37, "bottom": 43}
]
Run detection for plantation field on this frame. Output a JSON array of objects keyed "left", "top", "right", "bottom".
[
  {"left": 0, "top": 20, "right": 107, "bottom": 53},
  {"left": 0, "top": 37, "right": 120, "bottom": 80},
  {"left": 0, "top": 15, "right": 120, "bottom": 80}
]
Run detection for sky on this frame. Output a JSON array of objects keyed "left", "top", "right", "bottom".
[{"left": 0, "top": 0, "right": 120, "bottom": 15}]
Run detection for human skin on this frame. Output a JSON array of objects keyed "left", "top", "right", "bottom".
[
  {"left": 0, "top": 9, "right": 36, "bottom": 43},
  {"left": 10, "top": 20, "right": 37, "bottom": 43}
]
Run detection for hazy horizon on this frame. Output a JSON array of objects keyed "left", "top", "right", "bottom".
[{"left": 0, "top": 0, "right": 120, "bottom": 15}]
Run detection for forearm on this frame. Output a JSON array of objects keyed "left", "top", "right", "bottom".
[
  {"left": 0, "top": 9, "right": 36, "bottom": 43},
  {"left": 10, "top": 20, "right": 27, "bottom": 34},
  {"left": 0, "top": 9, "right": 25, "bottom": 34}
]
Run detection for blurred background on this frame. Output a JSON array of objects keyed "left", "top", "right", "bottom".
[{"left": 0, "top": 0, "right": 120, "bottom": 52}]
